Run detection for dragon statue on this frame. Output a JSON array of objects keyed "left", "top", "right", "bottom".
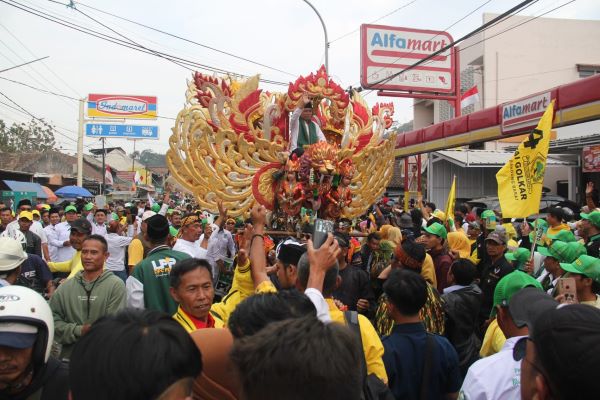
[{"left": 167, "top": 66, "right": 397, "bottom": 227}]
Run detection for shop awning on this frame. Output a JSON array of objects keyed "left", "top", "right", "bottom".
[{"left": 2, "top": 180, "right": 47, "bottom": 199}]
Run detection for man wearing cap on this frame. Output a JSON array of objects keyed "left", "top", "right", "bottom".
[
  {"left": 5, "top": 200, "right": 50, "bottom": 262},
  {"left": 478, "top": 230, "right": 514, "bottom": 328},
  {"left": 91, "top": 209, "right": 108, "bottom": 237},
  {"left": 505, "top": 247, "right": 531, "bottom": 272},
  {"left": 49, "top": 205, "right": 78, "bottom": 262},
  {"left": 536, "top": 241, "right": 585, "bottom": 294},
  {"left": 127, "top": 210, "right": 156, "bottom": 273},
  {"left": 423, "top": 222, "right": 453, "bottom": 293},
  {"left": 560, "top": 255, "right": 600, "bottom": 308},
  {"left": 518, "top": 304, "right": 600, "bottom": 400},
  {"left": 579, "top": 210, "right": 600, "bottom": 258},
  {"left": 288, "top": 93, "right": 326, "bottom": 153},
  {"left": 0, "top": 285, "right": 69, "bottom": 399},
  {"left": 173, "top": 215, "right": 208, "bottom": 259},
  {"left": 126, "top": 214, "right": 190, "bottom": 315},
  {"left": 50, "top": 234, "right": 126, "bottom": 359},
  {"left": 474, "top": 209, "right": 497, "bottom": 265},
  {"left": 47, "top": 218, "right": 92, "bottom": 280},
  {"left": 461, "top": 285, "right": 556, "bottom": 400},
  {"left": 331, "top": 233, "right": 375, "bottom": 317},
  {"left": 16, "top": 211, "right": 42, "bottom": 258},
  {"left": 105, "top": 220, "right": 134, "bottom": 282},
  {"left": 82, "top": 202, "right": 95, "bottom": 223}
]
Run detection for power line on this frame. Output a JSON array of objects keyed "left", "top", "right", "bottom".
[
  {"left": 0, "top": 55, "right": 48, "bottom": 73},
  {"left": 1, "top": 0, "right": 290, "bottom": 86},
  {"left": 0, "top": 76, "right": 80, "bottom": 100},
  {"left": 58, "top": 0, "right": 298, "bottom": 77},
  {"left": 330, "top": 0, "right": 420, "bottom": 43}
]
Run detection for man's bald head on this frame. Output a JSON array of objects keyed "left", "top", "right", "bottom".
[{"left": 108, "top": 220, "right": 120, "bottom": 234}]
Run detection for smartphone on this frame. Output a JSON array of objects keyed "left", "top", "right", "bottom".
[
  {"left": 558, "top": 277, "right": 578, "bottom": 304},
  {"left": 313, "top": 219, "right": 334, "bottom": 249}
]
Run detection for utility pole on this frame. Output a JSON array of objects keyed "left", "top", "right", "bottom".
[
  {"left": 101, "top": 137, "right": 106, "bottom": 194},
  {"left": 132, "top": 139, "right": 136, "bottom": 171},
  {"left": 77, "top": 98, "right": 85, "bottom": 187},
  {"left": 302, "top": 0, "right": 329, "bottom": 73}
]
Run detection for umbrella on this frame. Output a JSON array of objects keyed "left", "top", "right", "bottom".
[
  {"left": 42, "top": 186, "right": 58, "bottom": 203},
  {"left": 55, "top": 185, "right": 93, "bottom": 198}
]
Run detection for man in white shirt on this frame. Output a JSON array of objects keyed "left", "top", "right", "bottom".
[
  {"left": 288, "top": 93, "right": 326, "bottom": 153},
  {"left": 91, "top": 209, "right": 108, "bottom": 237},
  {"left": 206, "top": 225, "right": 236, "bottom": 279},
  {"left": 104, "top": 220, "right": 133, "bottom": 282},
  {"left": 82, "top": 202, "right": 95, "bottom": 223},
  {"left": 459, "top": 286, "right": 557, "bottom": 400},
  {"left": 172, "top": 215, "right": 207, "bottom": 259},
  {"left": 44, "top": 208, "right": 61, "bottom": 262},
  {"left": 49, "top": 205, "right": 78, "bottom": 262}
]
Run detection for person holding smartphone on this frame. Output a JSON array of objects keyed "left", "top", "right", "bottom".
[{"left": 559, "top": 255, "right": 600, "bottom": 308}]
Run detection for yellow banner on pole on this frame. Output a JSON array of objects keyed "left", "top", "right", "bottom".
[
  {"left": 444, "top": 175, "right": 456, "bottom": 223},
  {"left": 496, "top": 100, "right": 555, "bottom": 218}
]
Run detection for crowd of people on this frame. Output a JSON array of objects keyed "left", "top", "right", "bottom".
[{"left": 0, "top": 185, "right": 599, "bottom": 400}]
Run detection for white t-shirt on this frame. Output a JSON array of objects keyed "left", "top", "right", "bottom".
[
  {"left": 173, "top": 238, "right": 208, "bottom": 259},
  {"left": 459, "top": 336, "right": 525, "bottom": 400},
  {"left": 104, "top": 233, "right": 133, "bottom": 271}
]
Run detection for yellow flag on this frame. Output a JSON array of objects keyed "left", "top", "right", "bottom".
[
  {"left": 444, "top": 175, "right": 456, "bottom": 223},
  {"left": 496, "top": 100, "right": 555, "bottom": 218}
]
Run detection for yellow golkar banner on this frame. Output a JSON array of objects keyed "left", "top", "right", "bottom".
[{"left": 496, "top": 100, "right": 555, "bottom": 218}]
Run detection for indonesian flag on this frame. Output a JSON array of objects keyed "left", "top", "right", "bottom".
[
  {"left": 461, "top": 85, "right": 480, "bottom": 109},
  {"left": 105, "top": 166, "right": 114, "bottom": 185}
]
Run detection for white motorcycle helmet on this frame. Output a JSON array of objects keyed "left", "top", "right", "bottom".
[
  {"left": 0, "top": 228, "right": 27, "bottom": 250},
  {"left": 0, "top": 286, "right": 54, "bottom": 363},
  {"left": 0, "top": 235, "right": 27, "bottom": 271}
]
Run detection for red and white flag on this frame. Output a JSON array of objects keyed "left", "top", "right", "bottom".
[
  {"left": 461, "top": 85, "right": 480, "bottom": 109},
  {"left": 105, "top": 166, "right": 114, "bottom": 185}
]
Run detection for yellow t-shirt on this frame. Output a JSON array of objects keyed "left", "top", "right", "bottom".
[
  {"left": 128, "top": 238, "right": 144, "bottom": 270},
  {"left": 326, "top": 298, "right": 388, "bottom": 383},
  {"left": 47, "top": 251, "right": 83, "bottom": 279},
  {"left": 421, "top": 253, "right": 438, "bottom": 288},
  {"left": 209, "top": 259, "right": 257, "bottom": 326},
  {"left": 479, "top": 318, "right": 506, "bottom": 357}
]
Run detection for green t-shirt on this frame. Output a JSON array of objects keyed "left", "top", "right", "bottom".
[{"left": 131, "top": 246, "right": 190, "bottom": 315}]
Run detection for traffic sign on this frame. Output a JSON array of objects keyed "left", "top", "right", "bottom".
[{"left": 85, "top": 124, "right": 159, "bottom": 139}]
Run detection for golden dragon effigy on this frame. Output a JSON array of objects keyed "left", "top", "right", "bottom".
[{"left": 167, "top": 66, "right": 397, "bottom": 225}]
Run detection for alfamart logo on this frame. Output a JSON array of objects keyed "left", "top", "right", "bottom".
[
  {"left": 0, "top": 294, "right": 20, "bottom": 302},
  {"left": 370, "top": 32, "right": 449, "bottom": 54},
  {"left": 97, "top": 96, "right": 149, "bottom": 116}
]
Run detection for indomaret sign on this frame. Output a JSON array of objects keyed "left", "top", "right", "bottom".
[{"left": 360, "top": 24, "right": 455, "bottom": 93}]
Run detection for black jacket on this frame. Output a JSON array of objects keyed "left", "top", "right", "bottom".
[{"left": 442, "top": 284, "right": 483, "bottom": 377}]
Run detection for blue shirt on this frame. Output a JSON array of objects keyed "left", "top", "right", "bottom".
[{"left": 382, "top": 322, "right": 461, "bottom": 400}]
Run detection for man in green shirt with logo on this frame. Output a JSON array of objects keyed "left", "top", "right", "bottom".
[{"left": 126, "top": 214, "right": 189, "bottom": 315}]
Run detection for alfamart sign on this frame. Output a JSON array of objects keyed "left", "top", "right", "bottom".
[
  {"left": 360, "top": 24, "right": 456, "bottom": 93},
  {"left": 501, "top": 92, "right": 553, "bottom": 134},
  {"left": 87, "top": 94, "right": 157, "bottom": 119}
]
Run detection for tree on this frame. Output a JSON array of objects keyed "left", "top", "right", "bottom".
[
  {"left": 138, "top": 149, "right": 166, "bottom": 167},
  {"left": 0, "top": 118, "right": 57, "bottom": 152}
]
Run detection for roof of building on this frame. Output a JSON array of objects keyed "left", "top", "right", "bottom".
[{"left": 434, "top": 149, "right": 577, "bottom": 167}]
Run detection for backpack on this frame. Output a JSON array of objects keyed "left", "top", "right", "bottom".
[{"left": 344, "top": 311, "right": 394, "bottom": 400}]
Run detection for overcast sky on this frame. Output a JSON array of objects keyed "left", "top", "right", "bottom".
[{"left": 1, "top": 0, "right": 599, "bottom": 156}]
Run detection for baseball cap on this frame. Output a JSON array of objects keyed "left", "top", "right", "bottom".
[
  {"left": 18, "top": 211, "right": 33, "bottom": 221},
  {"left": 151, "top": 203, "right": 161, "bottom": 213},
  {"left": 546, "top": 229, "right": 576, "bottom": 243},
  {"left": 507, "top": 287, "right": 558, "bottom": 331},
  {"left": 65, "top": 205, "right": 77, "bottom": 213},
  {"left": 31, "top": 210, "right": 40, "bottom": 217},
  {"left": 0, "top": 322, "right": 38, "bottom": 349},
  {"left": 485, "top": 231, "right": 507, "bottom": 245},
  {"left": 537, "top": 240, "right": 584, "bottom": 263},
  {"left": 423, "top": 222, "right": 447, "bottom": 239},
  {"left": 70, "top": 218, "right": 92, "bottom": 234},
  {"left": 560, "top": 255, "right": 600, "bottom": 283},
  {"left": 141, "top": 210, "right": 156, "bottom": 222},
  {"left": 491, "top": 270, "right": 542, "bottom": 317},
  {"left": 0, "top": 237, "right": 28, "bottom": 271},
  {"left": 505, "top": 247, "right": 531, "bottom": 269},
  {"left": 146, "top": 215, "right": 170, "bottom": 241},
  {"left": 84, "top": 203, "right": 94, "bottom": 211},
  {"left": 276, "top": 240, "right": 306, "bottom": 265},
  {"left": 169, "top": 226, "right": 179, "bottom": 237},
  {"left": 580, "top": 210, "right": 600, "bottom": 229},
  {"left": 524, "top": 305, "right": 600, "bottom": 399},
  {"left": 432, "top": 209, "right": 446, "bottom": 221}
]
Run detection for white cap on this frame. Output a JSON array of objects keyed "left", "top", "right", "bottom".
[
  {"left": 142, "top": 210, "right": 156, "bottom": 222},
  {"left": 0, "top": 237, "right": 27, "bottom": 271}
]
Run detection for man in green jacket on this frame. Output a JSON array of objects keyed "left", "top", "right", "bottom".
[
  {"left": 126, "top": 214, "right": 189, "bottom": 315},
  {"left": 49, "top": 234, "right": 126, "bottom": 359}
]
